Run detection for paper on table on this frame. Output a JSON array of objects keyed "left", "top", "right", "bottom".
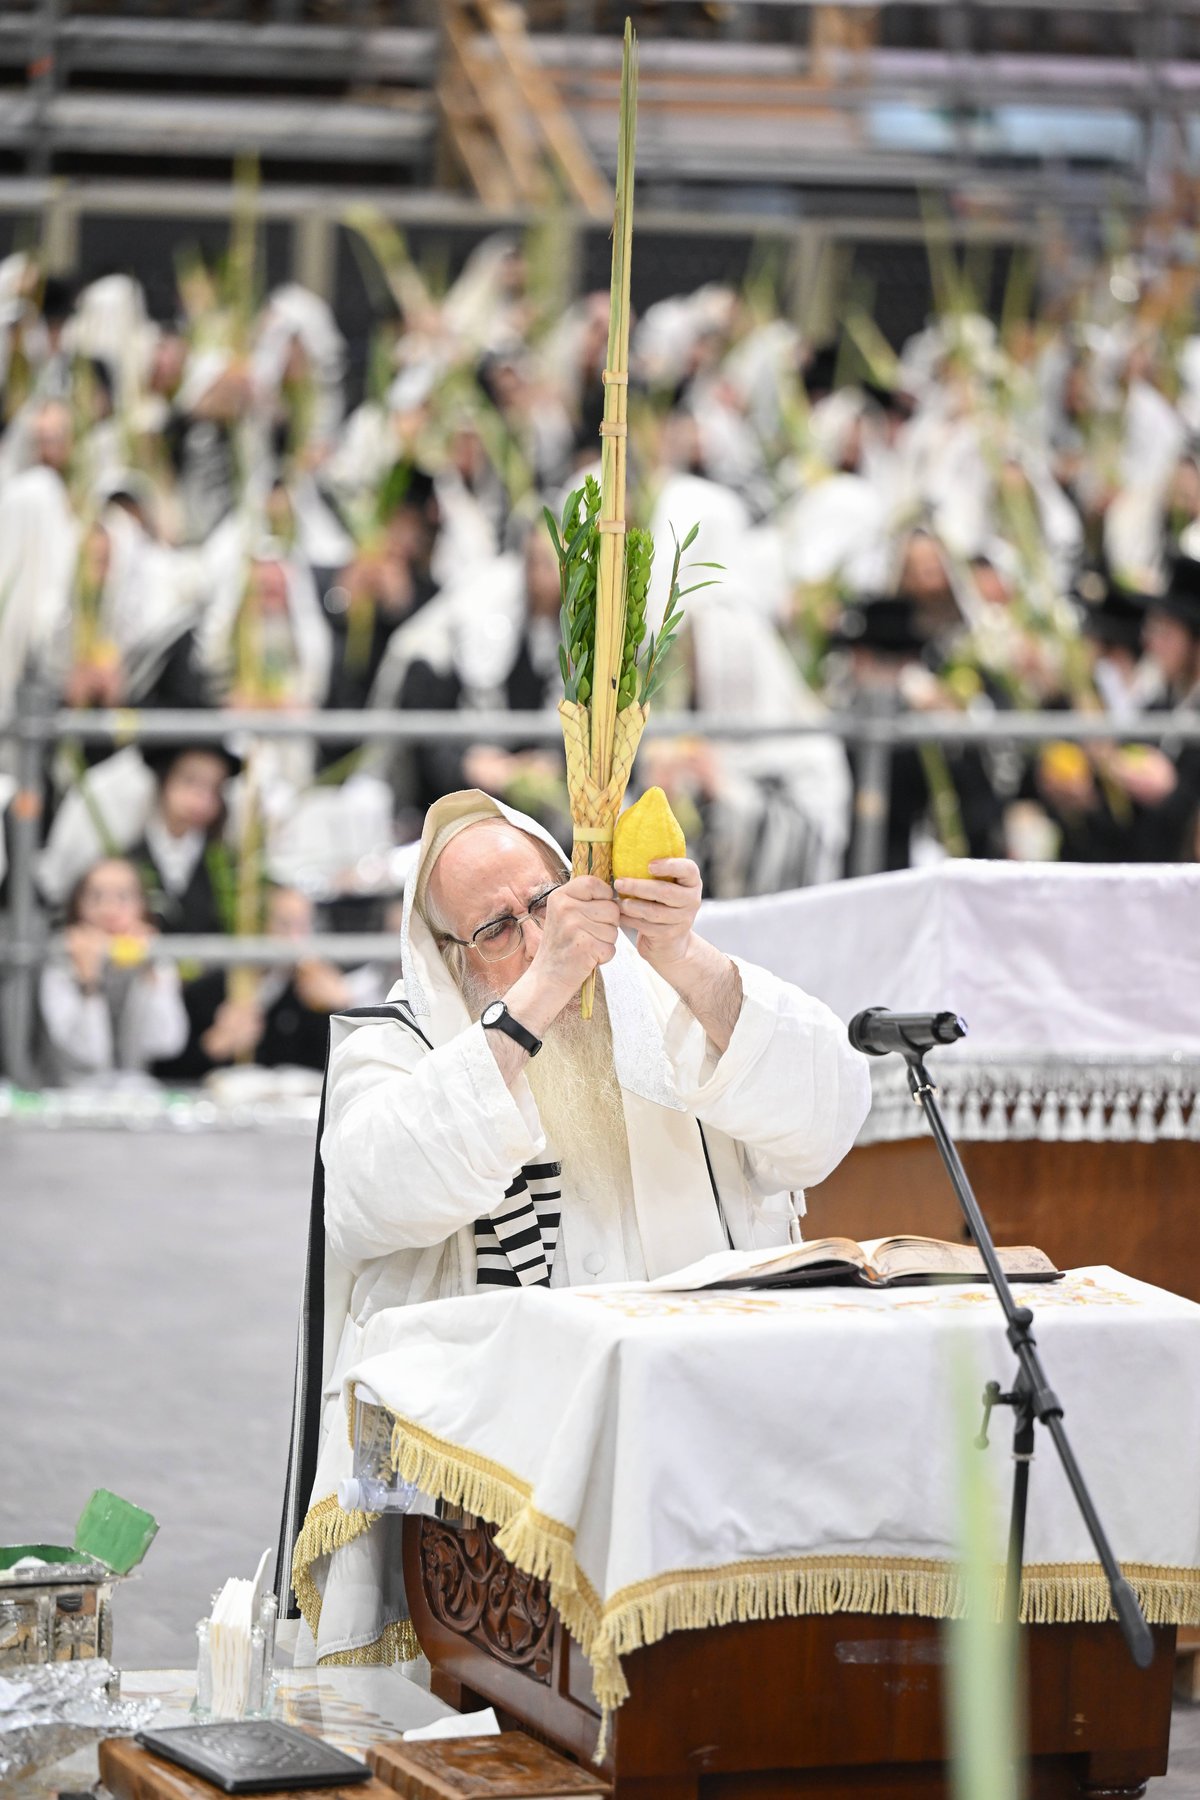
[
  {"left": 402, "top": 1708, "right": 500, "bottom": 1742},
  {"left": 209, "top": 1548, "right": 270, "bottom": 1719}
]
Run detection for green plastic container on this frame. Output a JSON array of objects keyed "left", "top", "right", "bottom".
[{"left": 0, "top": 1491, "right": 158, "bottom": 1669}]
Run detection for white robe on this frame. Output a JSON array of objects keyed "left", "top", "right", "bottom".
[
  {"left": 292, "top": 790, "right": 870, "bottom": 1663},
  {"left": 39, "top": 962, "right": 188, "bottom": 1084}
]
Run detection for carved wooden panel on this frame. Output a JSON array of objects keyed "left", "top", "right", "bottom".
[
  {"left": 417, "top": 1515, "right": 556, "bottom": 1684},
  {"left": 403, "top": 1516, "right": 1176, "bottom": 1797}
]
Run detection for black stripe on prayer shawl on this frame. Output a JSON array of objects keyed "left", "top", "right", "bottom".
[{"left": 474, "top": 1160, "right": 562, "bottom": 1289}]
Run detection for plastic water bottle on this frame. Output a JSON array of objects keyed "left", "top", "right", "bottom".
[{"left": 337, "top": 1395, "right": 419, "bottom": 1515}]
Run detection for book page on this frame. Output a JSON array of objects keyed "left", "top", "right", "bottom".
[
  {"left": 860, "top": 1237, "right": 1059, "bottom": 1281},
  {"left": 643, "top": 1238, "right": 867, "bottom": 1293}
]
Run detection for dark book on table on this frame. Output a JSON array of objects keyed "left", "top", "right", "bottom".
[{"left": 130, "top": 1721, "right": 372, "bottom": 1793}]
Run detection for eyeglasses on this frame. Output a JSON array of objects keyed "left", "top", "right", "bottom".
[{"left": 441, "top": 883, "right": 564, "bottom": 963}]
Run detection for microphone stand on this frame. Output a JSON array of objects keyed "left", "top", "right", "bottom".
[{"left": 899, "top": 1046, "right": 1153, "bottom": 1669}]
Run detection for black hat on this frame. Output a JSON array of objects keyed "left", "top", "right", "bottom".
[
  {"left": 1151, "top": 554, "right": 1200, "bottom": 637},
  {"left": 861, "top": 378, "right": 916, "bottom": 421},
  {"left": 1074, "top": 572, "right": 1150, "bottom": 652},
  {"left": 801, "top": 342, "right": 838, "bottom": 400},
  {"left": 829, "top": 595, "right": 928, "bottom": 657},
  {"left": 41, "top": 275, "right": 76, "bottom": 325},
  {"left": 142, "top": 739, "right": 242, "bottom": 782},
  {"left": 377, "top": 461, "right": 438, "bottom": 521}
]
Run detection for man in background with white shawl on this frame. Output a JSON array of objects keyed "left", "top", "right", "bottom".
[{"left": 285, "top": 788, "right": 870, "bottom": 1667}]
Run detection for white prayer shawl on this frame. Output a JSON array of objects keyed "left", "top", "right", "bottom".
[
  {"left": 778, "top": 472, "right": 890, "bottom": 588},
  {"left": 40, "top": 505, "right": 202, "bottom": 705},
  {"left": 39, "top": 960, "right": 188, "bottom": 1084},
  {"left": 1103, "top": 382, "right": 1189, "bottom": 587},
  {"left": 440, "top": 235, "right": 525, "bottom": 355},
  {"left": 906, "top": 408, "right": 1082, "bottom": 586},
  {"left": 1120, "top": 378, "right": 1185, "bottom": 495},
  {"left": 633, "top": 285, "right": 737, "bottom": 391},
  {"left": 1179, "top": 336, "right": 1200, "bottom": 438},
  {"left": 0, "top": 466, "right": 178, "bottom": 706},
  {"left": 428, "top": 468, "right": 501, "bottom": 584},
  {"left": 645, "top": 470, "right": 752, "bottom": 629},
  {"left": 252, "top": 284, "right": 347, "bottom": 451},
  {"left": 324, "top": 404, "right": 498, "bottom": 585},
  {"left": 196, "top": 513, "right": 333, "bottom": 796},
  {"left": 176, "top": 347, "right": 232, "bottom": 416},
  {"left": 322, "top": 400, "right": 393, "bottom": 510},
  {"left": 720, "top": 319, "right": 804, "bottom": 446},
  {"left": 1105, "top": 483, "right": 1168, "bottom": 590},
  {"left": 807, "top": 390, "right": 866, "bottom": 473},
  {"left": 687, "top": 596, "right": 854, "bottom": 892},
  {"left": 363, "top": 554, "right": 542, "bottom": 805},
  {"left": 295, "top": 790, "right": 870, "bottom": 1662},
  {"left": 66, "top": 274, "right": 155, "bottom": 413},
  {"left": 538, "top": 297, "right": 608, "bottom": 420},
  {"left": 0, "top": 466, "right": 79, "bottom": 730},
  {"left": 36, "top": 748, "right": 158, "bottom": 906},
  {"left": 197, "top": 512, "right": 333, "bottom": 709},
  {"left": 733, "top": 521, "right": 791, "bottom": 623},
  {"left": 684, "top": 376, "right": 773, "bottom": 514}
]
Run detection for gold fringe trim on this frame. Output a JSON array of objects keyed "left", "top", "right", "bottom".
[
  {"left": 1017, "top": 1561, "right": 1200, "bottom": 1627},
  {"left": 378, "top": 1407, "right": 1200, "bottom": 1738},
  {"left": 579, "top": 1557, "right": 1200, "bottom": 1720},
  {"left": 494, "top": 1507, "right": 582, "bottom": 1598},
  {"left": 290, "top": 1492, "right": 377, "bottom": 1639},
  {"left": 315, "top": 1617, "right": 421, "bottom": 1667},
  {"left": 388, "top": 1414, "right": 533, "bottom": 1521}
]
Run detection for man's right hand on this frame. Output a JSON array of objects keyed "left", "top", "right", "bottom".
[{"left": 506, "top": 876, "right": 620, "bottom": 1036}]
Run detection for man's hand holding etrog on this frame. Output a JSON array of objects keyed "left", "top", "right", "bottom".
[{"left": 507, "top": 876, "right": 619, "bottom": 1035}]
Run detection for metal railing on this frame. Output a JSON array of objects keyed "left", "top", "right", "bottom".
[
  {"left": 3, "top": 691, "right": 1199, "bottom": 1088},
  {"left": 0, "top": 0, "right": 1191, "bottom": 199}
]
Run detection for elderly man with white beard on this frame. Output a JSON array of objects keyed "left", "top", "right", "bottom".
[{"left": 284, "top": 788, "right": 870, "bottom": 1667}]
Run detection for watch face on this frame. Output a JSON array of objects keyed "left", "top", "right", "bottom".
[{"left": 481, "top": 1002, "right": 505, "bottom": 1027}]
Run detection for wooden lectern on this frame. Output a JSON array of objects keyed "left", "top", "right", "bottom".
[
  {"left": 807, "top": 1137, "right": 1200, "bottom": 1305},
  {"left": 402, "top": 1514, "right": 1176, "bottom": 1799}
]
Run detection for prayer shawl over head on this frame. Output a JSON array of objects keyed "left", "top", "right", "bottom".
[{"left": 277, "top": 791, "right": 870, "bottom": 1665}]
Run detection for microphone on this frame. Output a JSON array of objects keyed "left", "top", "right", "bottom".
[{"left": 848, "top": 1007, "right": 968, "bottom": 1058}]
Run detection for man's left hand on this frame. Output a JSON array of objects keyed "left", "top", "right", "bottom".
[{"left": 614, "top": 858, "right": 702, "bottom": 969}]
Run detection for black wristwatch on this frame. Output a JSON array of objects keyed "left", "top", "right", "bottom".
[{"left": 480, "top": 1000, "right": 543, "bottom": 1058}]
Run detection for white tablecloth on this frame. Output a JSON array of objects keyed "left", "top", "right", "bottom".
[{"left": 346, "top": 1267, "right": 1200, "bottom": 1717}]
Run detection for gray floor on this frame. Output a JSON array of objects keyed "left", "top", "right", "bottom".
[
  {"left": 1, "top": 1127, "right": 1197, "bottom": 1790},
  {"left": 0, "top": 1128, "right": 311, "bottom": 1667}
]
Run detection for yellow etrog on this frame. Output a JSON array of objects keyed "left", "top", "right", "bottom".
[{"left": 612, "top": 787, "right": 687, "bottom": 881}]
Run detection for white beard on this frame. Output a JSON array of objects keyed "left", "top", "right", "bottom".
[{"left": 459, "top": 963, "right": 632, "bottom": 1220}]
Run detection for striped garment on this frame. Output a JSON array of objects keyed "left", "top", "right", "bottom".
[{"left": 474, "top": 1161, "right": 563, "bottom": 1288}]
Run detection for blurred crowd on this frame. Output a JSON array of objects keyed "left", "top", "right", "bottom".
[{"left": 2, "top": 216, "right": 1200, "bottom": 1086}]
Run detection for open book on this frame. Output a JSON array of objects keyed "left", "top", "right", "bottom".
[{"left": 646, "top": 1236, "right": 1063, "bottom": 1293}]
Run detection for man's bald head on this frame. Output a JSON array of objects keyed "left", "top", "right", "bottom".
[{"left": 423, "top": 818, "right": 561, "bottom": 961}]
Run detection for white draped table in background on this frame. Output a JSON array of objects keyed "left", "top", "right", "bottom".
[
  {"left": 346, "top": 1268, "right": 1200, "bottom": 1720},
  {"left": 697, "top": 862, "right": 1200, "bottom": 1146}
]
